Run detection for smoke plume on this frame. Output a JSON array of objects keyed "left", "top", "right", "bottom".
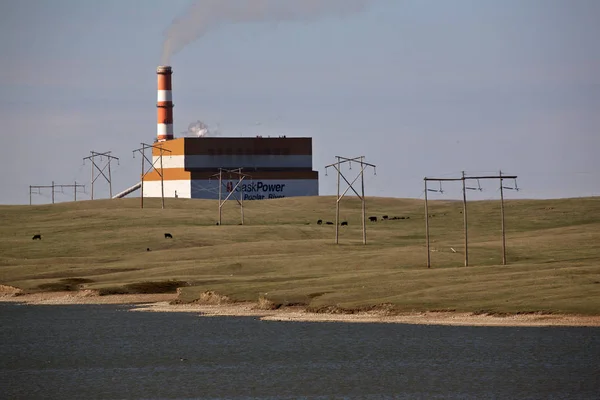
[
  {"left": 161, "top": 0, "right": 373, "bottom": 65},
  {"left": 183, "top": 120, "right": 210, "bottom": 137}
]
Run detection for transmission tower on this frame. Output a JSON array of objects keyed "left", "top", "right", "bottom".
[
  {"left": 83, "top": 151, "right": 119, "bottom": 199},
  {"left": 325, "top": 156, "right": 377, "bottom": 245},
  {"left": 212, "top": 168, "right": 251, "bottom": 225}
]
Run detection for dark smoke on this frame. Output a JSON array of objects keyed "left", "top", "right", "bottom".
[{"left": 161, "top": 0, "right": 373, "bottom": 64}]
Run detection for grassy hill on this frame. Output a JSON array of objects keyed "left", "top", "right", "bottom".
[{"left": 1, "top": 196, "right": 599, "bottom": 314}]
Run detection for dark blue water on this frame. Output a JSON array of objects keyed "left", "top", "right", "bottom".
[{"left": 0, "top": 304, "right": 599, "bottom": 399}]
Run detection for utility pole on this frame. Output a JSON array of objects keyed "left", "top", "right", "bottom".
[
  {"left": 462, "top": 171, "right": 468, "bottom": 267},
  {"left": 213, "top": 168, "right": 250, "bottom": 225},
  {"left": 500, "top": 171, "right": 506, "bottom": 265},
  {"left": 29, "top": 182, "right": 85, "bottom": 205},
  {"left": 423, "top": 172, "right": 518, "bottom": 268},
  {"left": 499, "top": 170, "right": 519, "bottom": 265},
  {"left": 423, "top": 177, "right": 460, "bottom": 268},
  {"left": 54, "top": 182, "right": 85, "bottom": 202},
  {"left": 424, "top": 179, "right": 430, "bottom": 268},
  {"left": 132, "top": 143, "right": 172, "bottom": 209},
  {"left": 325, "top": 156, "right": 376, "bottom": 245},
  {"left": 29, "top": 184, "right": 53, "bottom": 205},
  {"left": 83, "top": 151, "right": 119, "bottom": 199}
]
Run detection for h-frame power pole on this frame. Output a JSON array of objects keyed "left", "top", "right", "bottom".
[
  {"left": 29, "top": 181, "right": 85, "bottom": 205},
  {"left": 133, "top": 143, "right": 172, "bottom": 209},
  {"left": 424, "top": 171, "right": 518, "bottom": 268},
  {"left": 325, "top": 156, "right": 376, "bottom": 245},
  {"left": 83, "top": 151, "right": 119, "bottom": 199},
  {"left": 213, "top": 168, "right": 250, "bottom": 225}
]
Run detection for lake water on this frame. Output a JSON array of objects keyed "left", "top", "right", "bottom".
[{"left": 1, "top": 303, "right": 599, "bottom": 399}]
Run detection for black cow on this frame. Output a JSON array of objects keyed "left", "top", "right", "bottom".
[
  {"left": 147, "top": 248, "right": 151, "bottom": 252},
  {"left": 317, "top": 219, "right": 323, "bottom": 225},
  {"left": 164, "top": 233, "right": 173, "bottom": 239},
  {"left": 369, "top": 216, "right": 378, "bottom": 222},
  {"left": 326, "top": 221, "right": 334, "bottom": 225},
  {"left": 32, "top": 234, "right": 41, "bottom": 240},
  {"left": 382, "top": 215, "right": 389, "bottom": 220},
  {"left": 340, "top": 221, "right": 348, "bottom": 226}
]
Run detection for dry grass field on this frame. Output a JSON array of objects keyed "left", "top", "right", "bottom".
[{"left": 1, "top": 195, "right": 599, "bottom": 315}]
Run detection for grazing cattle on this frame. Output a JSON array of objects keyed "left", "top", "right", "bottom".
[
  {"left": 382, "top": 215, "right": 389, "bottom": 220},
  {"left": 326, "top": 221, "right": 334, "bottom": 225},
  {"left": 317, "top": 219, "right": 323, "bottom": 225},
  {"left": 216, "top": 222, "right": 220, "bottom": 225},
  {"left": 369, "top": 216, "right": 377, "bottom": 222},
  {"left": 164, "top": 233, "right": 173, "bottom": 239},
  {"left": 341, "top": 221, "right": 348, "bottom": 226},
  {"left": 147, "top": 248, "right": 151, "bottom": 252},
  {"left": 32, "top": 234, "right": 41, "bottom": 240}
]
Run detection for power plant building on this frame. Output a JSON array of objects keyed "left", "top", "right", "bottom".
[{"left": 142, "top": 66, "right": 319, "bottom": 200}]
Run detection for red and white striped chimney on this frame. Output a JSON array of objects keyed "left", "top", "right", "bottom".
[{"left": 156, "top": 65, "right": 174, "bottom": 141}]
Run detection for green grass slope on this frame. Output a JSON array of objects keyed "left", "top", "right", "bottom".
[{"left": 1, "top": 196, "right": 599, "bottom": 314}]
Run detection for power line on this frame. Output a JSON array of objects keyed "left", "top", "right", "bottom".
[
  {"left": 424, "top": 171, "right": 519, "bottom": 268},
  {"left": 29, "top": 181, "right": 85, "bottom": 205}
]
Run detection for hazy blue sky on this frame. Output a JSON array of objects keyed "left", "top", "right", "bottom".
[{"left": 1, "top": 0, "right": 599, "bottom": 204}]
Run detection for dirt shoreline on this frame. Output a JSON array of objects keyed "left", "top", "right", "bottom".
[{"left": 2, "top": 289, "right": 600, "bottom": 327}]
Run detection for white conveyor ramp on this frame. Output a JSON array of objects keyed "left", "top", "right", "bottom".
[{"left": 112, "top": 182, "right": 142, "bottom": 199}]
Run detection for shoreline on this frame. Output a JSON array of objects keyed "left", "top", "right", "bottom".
[{"left": 2, "top": 289, "right": 600, "bottom": 327}]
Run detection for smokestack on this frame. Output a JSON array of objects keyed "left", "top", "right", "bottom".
[{"left": 157, "top": 65, "right": 174, "bottom": 141}]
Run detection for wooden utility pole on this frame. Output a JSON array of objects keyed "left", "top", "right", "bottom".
[
  {"left": 360, "top": 157, "right": 367, "bottom": 244},
  {"left": 423, "top": 177, "right": 460, "bottom": 268},
  {"left": 140, "top": 149, "right": 145, "bottom": 208},
  {"left": 423, "top": 172, "right": 518, "bottom": 268},
  {"left": 132, "top": 143, "right": 171, "bottom": 209},
  {"left": 29, "top": 182, "right": 85, "bottom": 205},
  {"left": 462, "top": 171, "right": 468, "bottom": 267},
  {"left": 325, "top": 156, "right": 376, "bottom": 245},
  {"left": 54, "top": 182, "right": 85, "bottom": 202},
  {"left": 29, "top": 184, "right": 53, "bottom": 205},
  {"left": 424, "top": 179, "right": 430, "bottom": 268},
  {"left": 498, "top": 170, "right": 519, "bottom": 265},
  {"left": 500, "top": 170, "right": 506, "bottom": 265}
]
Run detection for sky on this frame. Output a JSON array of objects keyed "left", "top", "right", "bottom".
[{"left": 1, "top": 0, "right": 599, "bottom": 204}]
